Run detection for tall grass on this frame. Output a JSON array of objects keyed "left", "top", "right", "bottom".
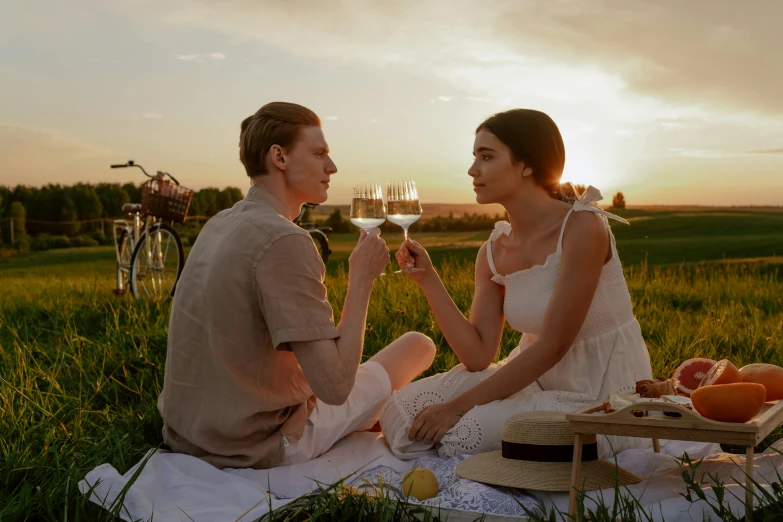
[{"left": 0, "top": 257, "right": 782, "bottom": 520}]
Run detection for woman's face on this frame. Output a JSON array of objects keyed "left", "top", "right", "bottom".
[{"left": 468, "top": 129, "right": 525, "bottom": 205}]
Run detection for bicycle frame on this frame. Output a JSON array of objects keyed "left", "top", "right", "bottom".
[{"left": 113, "top": 212, "right": 157, "bottom": 291}]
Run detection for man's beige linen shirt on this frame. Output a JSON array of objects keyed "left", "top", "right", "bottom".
[{"left": 158, "top": 186, "right": 339, "bottom": 469}]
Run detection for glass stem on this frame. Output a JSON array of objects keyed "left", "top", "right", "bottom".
[{"left": 403, "top": 226, "right": 409, "bottom": 242}]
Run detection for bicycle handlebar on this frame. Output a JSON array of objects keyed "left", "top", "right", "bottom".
[{"left": 110, "top": 161, "right": 179, "bottom": 183}]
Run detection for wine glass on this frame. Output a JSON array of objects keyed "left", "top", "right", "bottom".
[
  {"left": 350, "top": 184, "right": 387, "bottom": 277},
  {"left": 387, "top": 180, "right": 424, "bottom": 274},
  {"left": 350, "top": 184, "right": 386, "bottom": 231}
]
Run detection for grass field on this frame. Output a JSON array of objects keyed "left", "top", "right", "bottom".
[{"left": 1, "top": 208, "right": 783, "bottom": 520}]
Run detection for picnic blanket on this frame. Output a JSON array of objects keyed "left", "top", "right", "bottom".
[{"left": 80, "top": 433, "right": 783, "bottom": 521}]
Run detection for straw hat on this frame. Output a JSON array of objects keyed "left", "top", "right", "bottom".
[{"left": 456, "top": 411, "right": 642, "bottom": 492}]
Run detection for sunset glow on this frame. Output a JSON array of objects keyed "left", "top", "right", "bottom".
[{"left": 1, "top": 1, "right": 782, "bottom": 206}]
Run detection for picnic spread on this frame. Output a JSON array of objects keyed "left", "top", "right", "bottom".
[{"left": 80, "top": 359, "right": 783, "bottom": 521}]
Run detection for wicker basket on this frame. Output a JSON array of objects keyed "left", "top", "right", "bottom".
[{"left": 140, "top": 179, "right": 193, "bottom": 223}]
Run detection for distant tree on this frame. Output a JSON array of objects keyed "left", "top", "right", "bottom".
[
  {"left": 612, "top": 192, "right": 626, "bottom": 209},
  {"left": 198, "top": 188, "right": 221, "bottom": 216},
  {"left": 572, "top": 183, "right": 587, "bottom": 197},
  {"left": 187, "top": 195, "right": 204, "bottom": 217},
  {"left": 325, "top": 208, "right": 350, "bottom": 233},
  {"left": 70, "top": 184, "right": 103, "bottom": 221},
  {"left": 122, "top": 182, "right": 142, "bottom": 204},
  {"left": 217, "top": 187, "right": 241, "bottom": 211},
  {"left": 9, "top": 201, "right": 27, "bottom": 243},
  {"left": 0, "top": 192, "right": 4, "bottom": 245},
  {"left": 95, "top": 184, "right": 131, "bottom": 218},
  {"left": 58, "top": 195, "right": 80, "bottom": 236},
  {"left": 0, "top": 186, "right": 9, "bottom": 216},
  {"left": 224, "top": 187, "right": 243, "bottom": 205}
]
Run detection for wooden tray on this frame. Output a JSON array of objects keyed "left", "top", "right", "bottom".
[
  {"left": 566, "top": 399, "right": 783, "bottom": 447},
  {"left": 565, "top": 399, "right": 783, "bottom": 521}
]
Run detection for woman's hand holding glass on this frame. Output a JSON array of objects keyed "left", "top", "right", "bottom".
[
  {"left": 387, "top": 181, "right": 424, "bottom": 274},
  {"left": 395, "top": 239, "right": 434, "bottom": 283}
]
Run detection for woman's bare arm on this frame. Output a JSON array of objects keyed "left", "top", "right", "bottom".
[{"left": 407, "top": 241, "right": 505, "bottom": 371}]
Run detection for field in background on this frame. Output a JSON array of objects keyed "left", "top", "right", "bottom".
[{"left": 1, "top": 208, "right": 783, "bottom": 520}]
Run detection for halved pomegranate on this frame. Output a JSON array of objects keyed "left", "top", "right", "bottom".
[{"left": 673, "top": 358, "right": 716, "bottom": 396}]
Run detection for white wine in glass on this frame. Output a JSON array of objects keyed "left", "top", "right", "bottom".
[
  {"left": 350, "top": 184, "right": 386, "bottom": 231},
  {"left": 387, "top": 180, "right": 424, "bottom": 274}
]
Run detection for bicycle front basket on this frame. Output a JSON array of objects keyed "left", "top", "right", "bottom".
[{"left": 141, "top": 179, "right": 193, "bottom": 223}]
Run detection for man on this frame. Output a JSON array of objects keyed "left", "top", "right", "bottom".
[{"left": 157, "top": 102, "right": 435, "bottom": 469}]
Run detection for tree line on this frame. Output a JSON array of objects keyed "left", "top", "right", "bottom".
[{"left": 0, "top": 183, "right": 244, "bottom": 247}]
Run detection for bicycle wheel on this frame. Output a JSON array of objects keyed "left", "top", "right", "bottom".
[
  {"left": 129, "top": 222, "right": 184, "bottom": 300},
  {"left": 115, "top": 229, "right": 134, "bottom": 294},
  {"left": 309, "top": 229, "right": 331, "bottom": 264}
]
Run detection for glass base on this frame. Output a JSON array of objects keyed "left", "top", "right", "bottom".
[{"left": 394, "top": 267, "right": 425, "bottom": 274}]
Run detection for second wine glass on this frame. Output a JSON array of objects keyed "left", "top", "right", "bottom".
[{"left": 387, "top": 180, "right": 424, "bottom": 274}]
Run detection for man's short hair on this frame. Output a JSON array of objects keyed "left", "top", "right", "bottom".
[{"left": 239, "top": 102, "right": 321, "bottom": 177}]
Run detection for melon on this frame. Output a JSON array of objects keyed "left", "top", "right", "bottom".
[
  {"left": 698, "top": 359, "right": 741, "bottom": 388},
  {"left": 402, "top": 467, "right": 439, "bottom": 501},
  {"left": 673, "top": 358, "right": 716, "bottom": 395},
  {"left": 739, "top": 363, "right": 783, "bottom": 401},
  {"left": 691, "top": 383, "right": 766, "bottom": 423}
]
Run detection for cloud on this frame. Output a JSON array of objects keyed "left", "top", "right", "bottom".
[
  {"left": 132, "top": 0, "right": 782, "bottom": 116},
  {"left": 670, "top": 146, "right": 783, "bottom": 157},
  {"left": 668, "top": 148, "right": 729, "bottom": 158},
  {"left": 490, "top": 1, "right": 783, "bottom": 116},
  {"left": 175, "top": 52, "right": 226, "bottom": 63},
  {"left": 143, "top": 112, "right": 164, "bottom": 119}
]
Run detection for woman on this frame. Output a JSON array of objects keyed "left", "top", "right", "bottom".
[{"left": 380, "top": 109, "right": 653, "bottom": 460}]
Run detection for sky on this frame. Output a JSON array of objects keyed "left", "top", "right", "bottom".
[{"left": 1, "top": 0, "right": 782, "bottom": 206}]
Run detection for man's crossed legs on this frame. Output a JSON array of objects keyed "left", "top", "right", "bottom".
[{"left": 283, "top": 332, "right": 436, "bottom": 464}]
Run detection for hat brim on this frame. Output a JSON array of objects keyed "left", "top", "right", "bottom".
[{"left": 456, "top": 451, "right": 642, "bottom": 492}]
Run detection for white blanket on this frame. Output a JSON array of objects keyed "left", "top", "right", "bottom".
[{"left": 80, "top": 434, "right": 783, "bottom": 522}]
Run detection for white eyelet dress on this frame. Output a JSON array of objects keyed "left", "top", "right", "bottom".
[{"left": 380, "top": 186, "right": 654, "bottom": 460}]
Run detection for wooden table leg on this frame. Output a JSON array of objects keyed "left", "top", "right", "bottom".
[
  {"left": 652, "top": 438, "right": 660, "bottom": 453},
  {"left": 569, "top": 433, "right": 584, "bottom": 520},
  {"left": 745, "top": 445, "right": 754, "bottom": 522}
]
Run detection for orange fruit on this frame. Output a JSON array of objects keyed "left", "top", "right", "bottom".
[
  {"left": 739, "top": 363, "right": 783, "bottom": 401},
  {"left": 698, "top": 359, "right": 741, "bottom": 388},
  {"left": 691, "top": 383, "right": 766, "bottom": 423}
]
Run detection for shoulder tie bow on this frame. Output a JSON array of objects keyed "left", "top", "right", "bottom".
[
  {"left": 489, "top": 220, "right": 512, "bottom": 241},
  {"left": 573, "top": 186, "right": 629, "bottom": 225}
]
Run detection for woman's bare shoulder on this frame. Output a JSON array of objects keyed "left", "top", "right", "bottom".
[{"left": 562, "top": 211, "right": 609, "bottom": 254}]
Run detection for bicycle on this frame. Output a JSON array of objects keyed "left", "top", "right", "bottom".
[
  {"left": 294, "top": 202, "right": 332, "bottom": 264},
  {"left": 110, "top": 160, "right": 193, "bottom": 299}
]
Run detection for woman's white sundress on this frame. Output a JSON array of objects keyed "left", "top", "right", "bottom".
[{"left": 380, "top": 186, "right": 654, "bottom": 460}]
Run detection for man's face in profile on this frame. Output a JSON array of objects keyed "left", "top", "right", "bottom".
[{"left": 284, "top": 126, "right": 337, "bottom": 204}]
